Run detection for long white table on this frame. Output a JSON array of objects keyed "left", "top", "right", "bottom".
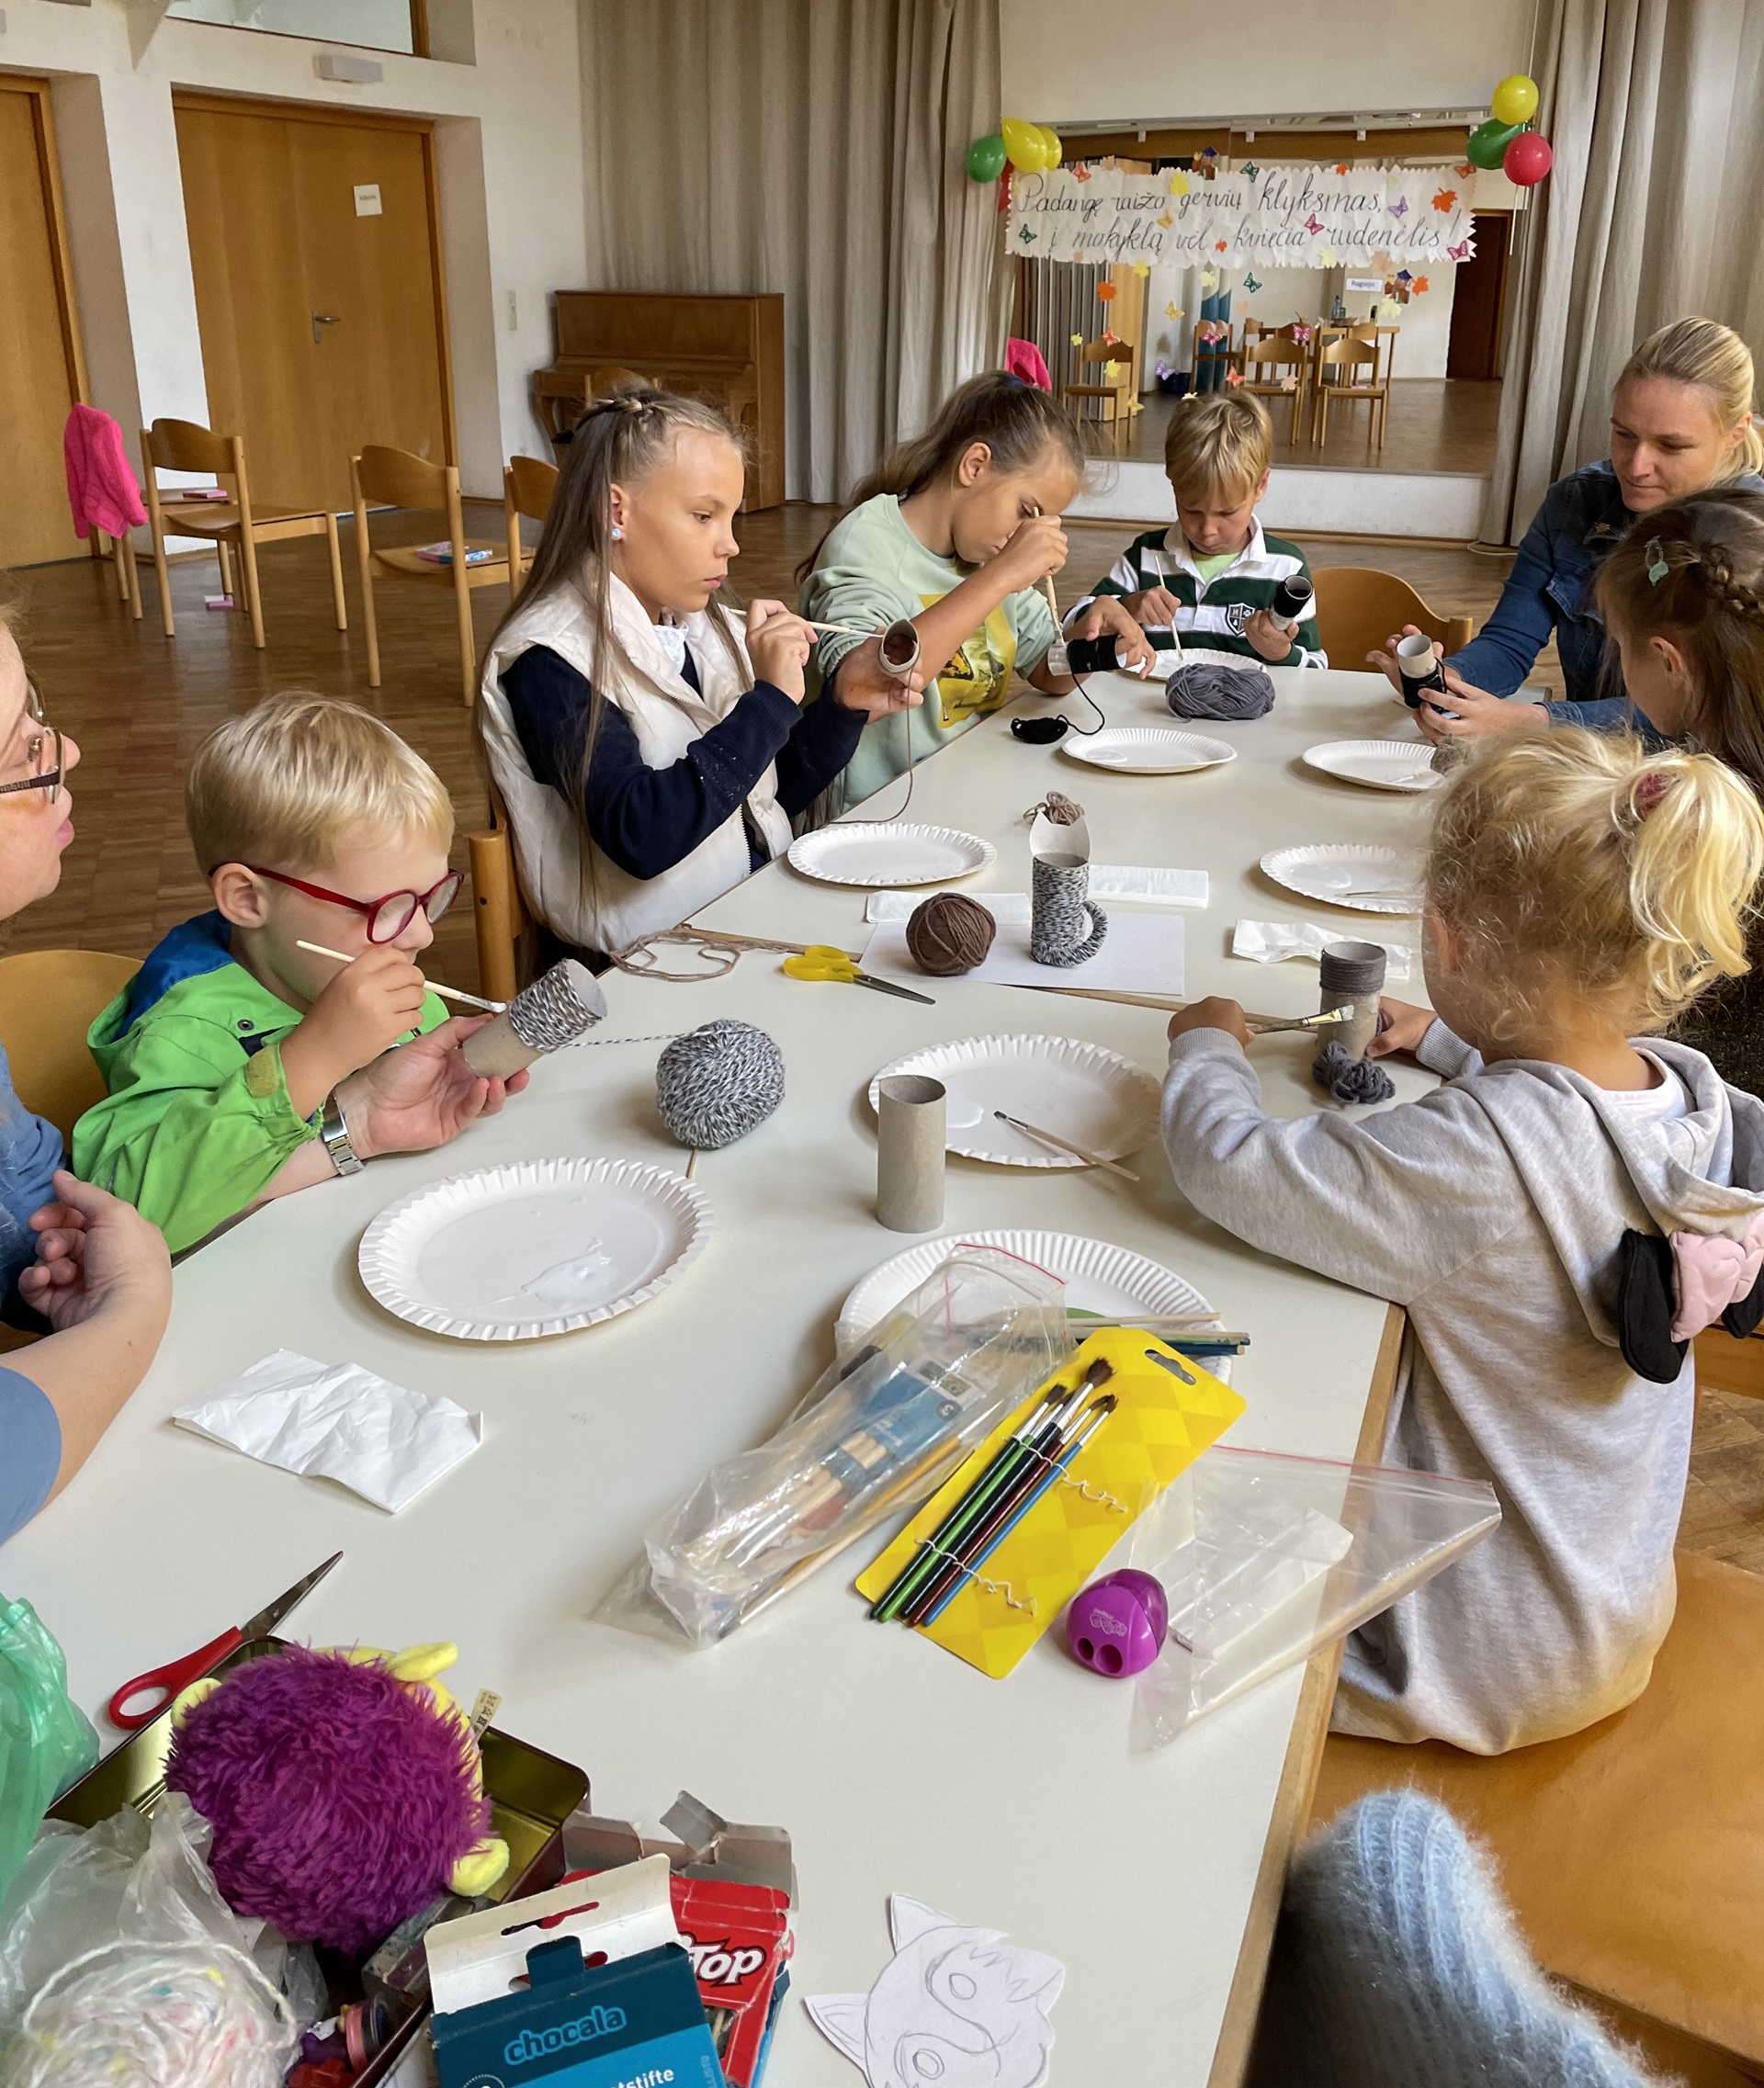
[{"left": 11, "top": 668, "right": 1437, "bottom": 2084}]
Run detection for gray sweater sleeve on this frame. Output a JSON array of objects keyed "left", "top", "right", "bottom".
[{"left": 1160, "top": 1029, "right": 1519, "bottom": 1304}]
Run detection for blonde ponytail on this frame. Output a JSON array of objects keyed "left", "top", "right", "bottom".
[
  {"left": 1426, "top": 729, "right": 1764, "bottom": 1037},
  {"left": 1621, "top": 317, "right": 1763, "bottom": 480}
]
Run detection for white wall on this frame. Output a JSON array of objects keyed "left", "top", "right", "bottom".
[
  {"left": 1001, "top": 0, "right": 1536, "bottom": 124},
  {"left": 1, "top": 0, "right": 585, "bottom": 502}
]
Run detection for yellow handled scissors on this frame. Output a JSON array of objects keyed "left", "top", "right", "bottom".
[{"left": 782, "top": 944, "right": 935, "bottom": 1005}]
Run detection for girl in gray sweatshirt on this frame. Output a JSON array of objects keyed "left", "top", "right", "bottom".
[{"left": 1161, "top": 728, "right": 1764, "bottom": 1754}]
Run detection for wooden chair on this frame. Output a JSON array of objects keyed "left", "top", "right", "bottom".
[
  {"left": 1062, "top": 337, "right": 1141, "bottom": 441},
  {"left": 1310, "top": 569, "right": 1473, "bottom": 672},
  {"left": 1695, "top": 1327, "right": 1764, "bottom": 1400},
  {"left": 468, "top": 782, "right": 532, "bottom": 1004},
  {"left": 1310, "top": 333, "right": 1389, "bottom": 447},
  {"left": 0, "top": 948, "right": 140, "bottom": 1146},
  {"left": 1239, "top": 332, "right": 1310, "bottom": 444},
  {"left": 91, "top": 528, "right": 142, "bottom": 621},
  {"left": 141, "top": 420, "right": 347, "bottom": 649},
  {"left": 503, "top": 455, "right": 559, "bottom": 604},
  {"left": 349, "top": 446, "right": 509, "bottom": 707},
  {"left": 1307, "top": 1552, "right": 1764, "bottom": 2087}
]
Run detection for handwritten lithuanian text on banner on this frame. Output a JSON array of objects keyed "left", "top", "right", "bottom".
[{"left": 1005, "top": 164, "right": 1477, "bottom": 270}]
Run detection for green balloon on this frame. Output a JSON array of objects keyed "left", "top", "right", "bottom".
[
  {"left": 967, "top": 132, "right": 1007, "bottom": 182},
  {"left": 1468, "top": 118, "right": 1521, "bottom": 170}
]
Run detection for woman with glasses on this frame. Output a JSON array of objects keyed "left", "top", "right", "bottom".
[
  {"left": 0, "top": 608, "right": 172, "bottom": 1544},
  {"left": 74, "top": 694, "right": 526, "bottom": 1256}
]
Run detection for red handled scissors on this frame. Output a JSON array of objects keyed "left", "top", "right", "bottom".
[{"left": 106, "top": 1551, "right": 343, "bottom": 1730}]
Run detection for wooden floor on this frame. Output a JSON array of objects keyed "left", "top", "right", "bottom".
[{"left": 1116, "top": 378, "right": 1504, "bottom": 476}]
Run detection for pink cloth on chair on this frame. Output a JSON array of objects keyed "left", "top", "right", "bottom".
[
  {"left": 1005, "top": 338, "right": 1053, "bottom": 391},
  {"left": 1670, "top": 1213, "right": 1764, "bottom": 1340},
  {"left": 64, "top": 404, "right": 147, "bottom": 540}
]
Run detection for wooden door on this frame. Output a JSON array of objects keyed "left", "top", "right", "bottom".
[
  {"left": 1446, "top": 213, "right": 1512, "bottom": 382},
  {"left": 175, "top": 96, "right": 451, "bottom": 514},
  {"left": 0, "top": 79, "right": 87, "bottom": 568}
]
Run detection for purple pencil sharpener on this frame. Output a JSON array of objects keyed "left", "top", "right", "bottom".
[{"left": 1065, "top": 1568, "right": 1168, "bottom": 1678}]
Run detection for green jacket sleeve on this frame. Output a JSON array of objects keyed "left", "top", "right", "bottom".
[{"left": 73, "top": 1016, "right": 319, "bottom": 1254}]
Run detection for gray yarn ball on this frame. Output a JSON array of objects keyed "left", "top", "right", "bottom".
[
  {"left": 1166, "top": 660, "right": 1276, "bottom": 721},
  {"left": 1312, "top": 1039, "right": 1396, "bottom": 1106},
  {"left": 655, "top": 1019, "right": 785, "bottom": 1149}
]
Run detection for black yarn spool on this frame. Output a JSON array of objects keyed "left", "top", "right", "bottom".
[
  {"left": 1271, "top": 575, "right": 1313, "bottom": 624},
  {"left": 1063, "top": 634, "right": 1126, "bottom": 676}
]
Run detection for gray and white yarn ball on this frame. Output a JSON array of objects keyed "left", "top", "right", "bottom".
[{"left": 655, "top": 1020, "right": 785, "bottom": 1150}]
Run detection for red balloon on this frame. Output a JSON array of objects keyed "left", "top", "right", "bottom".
[{"left": 1503, "top": 131, "right": 1554, "bottom": 186}]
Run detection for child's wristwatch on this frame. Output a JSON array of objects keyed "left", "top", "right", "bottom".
[{"left": 320, "top": 1089, "right": 364, "bottom": 1176}]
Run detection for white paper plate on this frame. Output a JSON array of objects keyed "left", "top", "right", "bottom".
[
  {"left": 786, "top": 822, "right": 996, "bottom": 888},
  {"left": 835, "top": 1229, "right": 1216, "bottom": 1360},
  {"left": 1060, "top": 727, "right": 1237, "bottom": 775},
  {"left": 867, "top": 1033, "right": 1159, "bottom": 1167},
  {"left": 1259, "top": 842, "right": 1424, "bottom": 917},
  {"left": 1303, "top": 739, "right": 1441, "bottom": 793},
  {"left": 358, "top": 1157, "right": 711, "bottom": 1341}
]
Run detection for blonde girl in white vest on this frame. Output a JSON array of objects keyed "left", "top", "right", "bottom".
[{"left": 479, "top": 385, "right": 922, "bottom": 960}]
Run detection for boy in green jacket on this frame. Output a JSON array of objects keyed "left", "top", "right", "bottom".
[{"left": 75, "top": 694, "right": 527, "bottom": 1253}]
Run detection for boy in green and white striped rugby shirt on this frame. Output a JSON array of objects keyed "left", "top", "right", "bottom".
[{"left": 1068, "top": 391, "right": 1326, "bottom": 670}]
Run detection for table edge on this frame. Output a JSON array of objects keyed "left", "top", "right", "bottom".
[{"left": 1204, "top": 1300, "right": 1408, "bottom": 2088}]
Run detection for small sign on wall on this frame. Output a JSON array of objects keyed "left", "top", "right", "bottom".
[
  {"left": 354, "top": 184, "right": 383, "bottom": 217},
  {"left": 1345, "top": 276, "right": 1383, "bottom": 294}
]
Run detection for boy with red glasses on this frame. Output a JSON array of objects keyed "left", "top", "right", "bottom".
[{"left": 75, "top": 694, "right": 527, "bottom": 1252}]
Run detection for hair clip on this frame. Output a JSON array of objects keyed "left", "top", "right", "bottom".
[
  {"left": 1645, "top": 536, "right": 1669, "bottom": 584},
  {"left": 1634, "top": 770, "right": 1671, "bottom": 817}
]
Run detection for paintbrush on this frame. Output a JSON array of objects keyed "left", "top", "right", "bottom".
[
  {"left": 994, "top": 1111, "right": 1139, "bottom": 1181},
  {"left": 295, "top": 940, "right": 506, "bottom": 1013}
]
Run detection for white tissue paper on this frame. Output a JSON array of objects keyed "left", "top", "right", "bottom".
[
  {"left": 1233, "top": 920, "right": 1415, "bottom": 983},
  {"left": 172, "top": 1349, "right": 481, "bottom": 1512}
]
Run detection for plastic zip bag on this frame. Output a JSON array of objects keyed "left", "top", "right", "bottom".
[
  {"left": 0, "top": 1597, "right": 97, "bottom": 1899},
  {"left": 601, "top": 1247, "right": 1072, "bottom": 1646},
  {"left": 1127, "top": 1446, "right": 1500, "bottom": 1748}
]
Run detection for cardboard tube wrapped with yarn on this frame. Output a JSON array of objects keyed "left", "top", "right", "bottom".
[
  {"left": 657, "top": 1019, "right": 785, "bottom": 1149},
  {"left": 906, "top": 893, "right": 996, "bottom": 976},
  {"left": 462, "top": 958, "right": 606, "bottom": 1078},
  {"left": 1312, "top": 941, "right": 1395, "bottom": 1105}
]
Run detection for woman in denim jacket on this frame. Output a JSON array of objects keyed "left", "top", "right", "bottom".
[{"left": 1373, "top": 318, "right": 1762, "bottom": 737}]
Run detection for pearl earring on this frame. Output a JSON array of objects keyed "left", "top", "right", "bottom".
[{"left": 610, "top": 525, "right": 624, "bottom": 540}]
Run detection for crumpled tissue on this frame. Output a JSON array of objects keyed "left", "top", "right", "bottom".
[
  {"left": 1233, "top": 920, "right": 1415, "bottom": 982},
  {"left": 172, "top": 1350, "right": 481, "bottom": 1512}
]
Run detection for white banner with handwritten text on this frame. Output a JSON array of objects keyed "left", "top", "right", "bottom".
[{"left": 1006, "top": 164, "right": 1477, "bottom": 270}]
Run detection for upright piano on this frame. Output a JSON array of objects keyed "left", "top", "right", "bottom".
[{"left": 532, "top": 290, "right": 786, "bottom": 510}]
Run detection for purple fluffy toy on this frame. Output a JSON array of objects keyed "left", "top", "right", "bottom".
[{"left": 164, "top": 1646, "right": 491, "bottom": 1954}]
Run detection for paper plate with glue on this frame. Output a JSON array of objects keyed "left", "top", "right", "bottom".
[
  {"left": 787, "top": 821, "right": 995, "bottom": 889},
  {"left": 1059, "top": 726, "right": 1236, "bottom": 775},
  {"left": 867, "top": 1034, "right": 1159, "bottom": 1168},
  {"left": 358, "top": 1157, "right": 710, "bottom": 1341},
  {"left": 836, "top": 1228, "right": 1216, "bottom": 1360},
  {"left": 1302, "top": 739, "right": 1440, "bottom": 793},
  {"left": 1259, "top": 842, "right": 1424, "bottom": 916}
]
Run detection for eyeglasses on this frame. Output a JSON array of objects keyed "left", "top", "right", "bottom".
[
  {"left": 243, "top": 865, "right": 464, "bottom": 943},
  {"left": 0, "top": 682, "right": 64, "bottom": 807}
]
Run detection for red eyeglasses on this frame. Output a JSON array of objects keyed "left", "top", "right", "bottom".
[{"left": 243, "top": 865, "right": 464, "bottom": 943}]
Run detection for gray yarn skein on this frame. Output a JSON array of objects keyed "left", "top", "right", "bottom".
[
  {"left": 656, "top": 1019, "right": 785, "bottom": 1149},
  {"left": 1312, "top": 1039, "right": 1396, "bottom": 1106},
  {"left": 1166, "top": 660, "right": 1277, "bottom": 721}
]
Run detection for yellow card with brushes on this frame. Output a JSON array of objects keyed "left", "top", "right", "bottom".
[{"left": 857, "top": 1330, "right": 1245, "bottom": 1677}]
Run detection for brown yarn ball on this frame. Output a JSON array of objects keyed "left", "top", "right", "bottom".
[{"left": 905, "top": 892, "right": 997, "bottom": 976}]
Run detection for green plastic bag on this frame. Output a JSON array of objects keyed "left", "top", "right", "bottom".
[{"left": 0, "top": 1597, "right": 97, "bottom": 1896}]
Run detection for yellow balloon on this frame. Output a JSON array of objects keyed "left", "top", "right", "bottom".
[
  {"left": 1037, "top": 124, "right": 1063, "bottom": 169},
  {"left": 1489, "top": 73, "right": 1539, "bottom": 126},
  {"left": 1001, "top": 118, "right": 1048, "bottom": 173}
]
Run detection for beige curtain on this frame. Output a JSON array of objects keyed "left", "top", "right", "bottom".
[
  {"left": 1482, "top": 0, "right": 1764, "bottom": 546},
  {"left": 579, "top": 0, "right": 1004, "bottom": 502}
]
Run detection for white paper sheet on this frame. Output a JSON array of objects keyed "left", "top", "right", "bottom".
[
  {"left": 172, "top": 1349, "right": 481, "bottom": 1512},
  {"left": 864, "top": 909, "right": 1183, "bottom": 997},
  {"left": 1232, "top": 919, "right": 1415, "bottom": 983},
  {"left": 807, "top": 1896, "right": 1063, "bottom": 2088},
  {"left": 864, "top": 864, "right": 1207, "bottom": 925}
]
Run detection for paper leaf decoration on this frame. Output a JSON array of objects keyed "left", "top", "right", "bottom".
[
  {"left": 1164, "top": 301, "right": 1182, "bottom": 320},
  {"left": 1200, "top": 269, "right": 1217, "bottom": 289},
  {"left": 1214, "top": 238, "right": 1227, "bottom": 253},
  {"left": 1334, "top": 161, "right": 1350, "bottom": 175},
  {"left": 1070, "top": 333, "right": 1083, "bottom": 346},
  {"left": 1414, "top": 275, "right": 1430, "bottom": 294},
  {"left": 1096, "top": 281, "right": 1117, "bottom": 303},
  {"left": 1320, "top": 247, "right": 1338, "bottom": 266},
  {"left": 1158, "top": 210, "right": 1173, "bottom": 228},
  {"left": 1431, "top": 187, "right": 1458, "bottom": 212},
  {"left": 1243, "top": 274, "right": 1262, "bottom": 292},
  {"left": 1132, "top": 260, "right": 1150, "bottom": 277},
  {"left": 1168, "top": 171, "right": 1189, "bottom": 195},
  {"left": 1242, "top": 161, "right": 1260, "bottom": 180},
  {"left": 1455, "top": 162, "right": 1474, "bottom": 179}
]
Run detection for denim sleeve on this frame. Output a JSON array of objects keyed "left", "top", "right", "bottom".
[
  {"left": 1544, "top": 695, "right": 1674, "bottom": 751},
  {"left": 1444, "top": 495, "right": 1562, "bottom": 697},
  {"left": 0, "top": 1366, "right": 61, "bottom": 1541}
]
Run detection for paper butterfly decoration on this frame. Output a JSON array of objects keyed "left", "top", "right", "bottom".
[
  {"left": 1304, "top": 213, "right": 1325, "bottom": 237},
  {"left": 807, "top": 1897, "right": 1064, "bottom": 2088},
  {"left": 1414, "top": 276, "right": 1430, "bottom": 294},
  {"left": 1158, "top": 210, "right": 1173, "bottom": 228},
  {"left": 1168, "top": 171, "right": 1189, "bottom": 195},
  {"left": 1225, "top": 368, "right": 1245, "bottom": 387},
  {"left": 1073, "top": 164, "right": 1092, "bottom": 182},
  {"left": 1432, "top": 187, "right": 1458, "bottom": 212},
  {"left": 1242, "top": 161, "right": 1260, "bottom": 180},
  {"left": 1017, "top": 225, "right": 1036, "bottom": 243},
  {"left": 1447, "top": 238, "right": 1472, "bottom": 261},
  {"left": 1387, "top": 197, "right": 1409, "bottom": 219},
  {"left": 1165, "top": 301, "right": 1182, "bottom": 320},
  {"left": 1243, "top": 274, "right": 1262, "bottom": 293},
  {"left": 1292, "top": 323, "right": 1312, "bottom": 344}
]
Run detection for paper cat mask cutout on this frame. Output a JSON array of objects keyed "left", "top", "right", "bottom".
[{"left": 807, "top": 1895, "right": 1063, "bottom": 2088}]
